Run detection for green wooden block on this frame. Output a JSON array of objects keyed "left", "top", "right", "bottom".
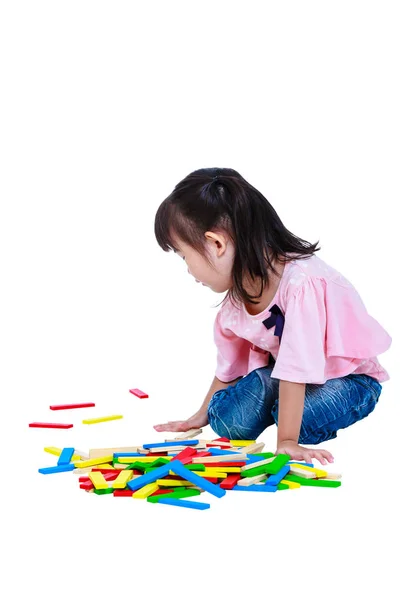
[
  {"left": 147, "top": 488, "right": 201, "bottom": 503},
  {"left": 251, "top": 452, "right": 275, "bottom": 459},
  {"left": 284, "top": 474, "right": 341, "bottom": 487},
  {"left": 93, "top": 487, "right": 114, "bottom": 495},
  {"left": 241, "top": 465, "right": 271, "bottom": 478},
  {"left": 277, "top": 482, "right": 290, "bottom": 490},
  {"left": 185, "top": 464, "right": 206, "bottom": 471},
  {"left": 263, "top": 454, "right": 290, "bottom": 475}
]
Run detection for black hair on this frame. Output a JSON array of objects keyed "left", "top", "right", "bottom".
[{"left": 154, "top": 167, "right": 321, "bottom": 308}]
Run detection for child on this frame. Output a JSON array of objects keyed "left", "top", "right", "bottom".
[{"left": 153, "top": 168, "right": 392, "bottom": 465}]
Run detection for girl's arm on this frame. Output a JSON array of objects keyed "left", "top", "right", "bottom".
[
  {"left": 153, "top": 374, "right": 242, "bottom": 433},
  {"left": 277, "top": 380, "right": 306, "bottom": 445},
  {"left": 276, "top": 380, "right": 334, "bottom": 465}
]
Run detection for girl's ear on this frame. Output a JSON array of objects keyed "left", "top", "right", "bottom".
[{"left": 204, "top": 231, "right": 227, "bottom": 257}]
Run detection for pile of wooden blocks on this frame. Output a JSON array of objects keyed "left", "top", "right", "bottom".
[{"left": 40, "top": 429, "right": 342, "bottom": 510}]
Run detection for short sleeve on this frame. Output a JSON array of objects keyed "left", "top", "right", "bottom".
[
  {"left": 270, "top": 278, "right": 328, "bottom": 384},
  {"left": 214, "top": 309, "right": 251, "bottom": 382}
]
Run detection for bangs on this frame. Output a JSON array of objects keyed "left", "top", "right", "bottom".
[{"left": 154, "top": 196, "right": 205, "bottom": 254}]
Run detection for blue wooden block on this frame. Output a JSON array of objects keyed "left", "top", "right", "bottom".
[
  {"left": 127, "top": 463, "right": 171, "bottom": 491},
  {"left": 207, "top": 448, "right": 242, "bottom": 457},
  {"left": 156, "top": 497, "right": 210, "bottom": 510},
  {"left": 39, "top": 464, "right": 75, "bottom": 474},
  {"left": 57, "top": 447, "right": 75, "bottom": 466},
  {"left": 113, "top": 453, "right": 143, "bottom": 458},
  {"left": 170, "top": 460, "right": 226, "bottom": 498},
  {"left": 265, "top": 464, "right": 290, "bottom": 486},
  {"left": 142, "top": 440, "right": 199, "bottom": 449},
  {"left": 231, "top": 484, "right": 278, "bottom": 492}
]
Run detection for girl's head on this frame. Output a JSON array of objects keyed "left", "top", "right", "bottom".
[{"left": 154, "top": 167, "right": 320, "bottom": 307}]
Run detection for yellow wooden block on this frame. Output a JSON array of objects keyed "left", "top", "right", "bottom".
[
  {"left": 281, "top": 478, "right": 301, "bottom": 489},
  {"left": 88, "top": 472, "right": 109, "bottom": 490},
  {"left": 156, "top": 479, "right": 196, "bottom": 487},
  {"left": 74, "top": 455, "right": 113, "bottom": 468},
  {"left": 200, "top": 467, "right": 241, "bottom": 474},
  {"left": 229, "top": 440, "right": 256, "bottom": 446},
  {"left": 132, "top": 483, "right": 159, "bottom": 499},
  {"left": 82, "top": 415, "right": 123, "bottom": 425},
  {"left": 117, "top": 456, "right": 173, "bottom": 464},
  {"left": 112, "top": 470, "right": 133, "bottom": 489},
  {"left": 290, "top": 463, "right": 328, "bottom": 478},
  {"left": 44, "top": 446, "right": 81, "bottom": 461},
  {"left": 196, "top": 471, "right": 227, "bottom": 478}
]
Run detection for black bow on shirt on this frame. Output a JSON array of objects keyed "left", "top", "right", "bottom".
[{"left": 262, "top": 304, "right": 285, "bottom": 344}]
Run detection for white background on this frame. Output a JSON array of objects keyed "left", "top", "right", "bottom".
[{"left": 1, "top": 1, "right": 399, "bottom": 598}]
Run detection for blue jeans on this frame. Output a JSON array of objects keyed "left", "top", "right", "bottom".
[{"left": 207, "top": 360, "right": 382, "bottom": 445}]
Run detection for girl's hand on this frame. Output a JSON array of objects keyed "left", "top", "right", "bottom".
[
  {"left": 276, "top": 440, "right": 334, "bottom": 465},
  {"left": 153, "top": 412, "right": 208, "bottom": 433}
]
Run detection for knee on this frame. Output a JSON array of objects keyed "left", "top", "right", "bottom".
[{"left": 207, "top": 370, "right": 275, "bottom": 440}]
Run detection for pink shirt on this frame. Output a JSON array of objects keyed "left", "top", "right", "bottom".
[{"left": 214, "top": 253, "right": 392, "bottom": 384}]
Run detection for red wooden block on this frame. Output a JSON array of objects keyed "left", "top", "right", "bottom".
[
  {"left": 214, "top": 437, "right": 230, "bottom": 442},
  {"left": 171, "top": 447, "right": 197, "bottom": 464},
  {"left": 29, "top": 422, "right": 73, "bottom": 429},
  {"left": 49, "top": 403, "right": 95, "bottom": 410},
  {"left": 80, "top": 480, "right": 94, "bottom": 491},
  {"left": 129, "top": 388, "right": 148, "bottom": 398},
  {"left": 113, "top": 490, "right": 134, "bottom": 497},
  {"left": 194, "top": 451, "right": 212, "bottom": 458},
  {"left": 220, "top": 474, "right": 242, "bottom": 490}
]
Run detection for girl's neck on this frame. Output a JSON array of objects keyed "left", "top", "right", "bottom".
[{"left": 243, "top": 255, "right": 286, "bottom": 316}]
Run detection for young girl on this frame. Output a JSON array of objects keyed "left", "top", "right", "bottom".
[{"left": 153, "top": 167, "right": 392, "bottom": 465}]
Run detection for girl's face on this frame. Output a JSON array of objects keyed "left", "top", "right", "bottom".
[{"left": 174, "top": 232, "right": 235, "bottom": 293}]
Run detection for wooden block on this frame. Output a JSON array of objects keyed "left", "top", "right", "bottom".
[
  {"left": 231, "top": 484, "right": 277, "bottom": 492},
  {"left": 117, "top": 456, "right": 173, "bottom": 464},
  {"left": 82, "top": 415, "right": 123, "bottom": 425},
  {"left": 112, "top": 470, "right": 134, "bottom": 489},
  {"left": 88, "top": 472, "right": 109, "bottom": 489},
  {"left": 74, "top": 456, "right": 113, "bottom": 468},
  {"left": 237, "top": 474, "right": 268, "bottom": 486},
  {"left": 240, "top": 442, "right": 265, "bottom": 454},
  {"left": 289, "top": 466, "right": 317, "bottom": 479},
  {"left": 157, "top": 479, "right": 196, "bottom": 487},
  {"left": 281, "top": 478, "right": 301, "bottom": 489},
  {"left": 169, "top": 460, "right": 226, "bottom": 498},
  {"left": 132, "top": 483, "right": 159, "bottom": 499},
  {"left": 57, "top": 447, "right": 75, "bottom": 466},
  {"left": 192, "top": 453, "right": 247, "bottom": 464},
  {"left": 220, "top": 474, "right": 242, "bottom": 490},
  {"left": 148, "top": 445, "right": 189, "bottom": 453},
  {"left": 156, "top": 498, "right": 210, "bottom": 510},
  {"left": 290, "top": 463, "right": 328, "bottom": 478},
  {"left": 127, "top": 464, "right": 172, "bottom": 491},
  {"left": 241, "top": 456, "right": 276, "bottom": 472},
  {"left": 319, "top": 472, "right": 342, "bottom": 480},
  {"left": 38, "top": 464, "right": 75, "bottom": 474},
  {"left": 229, "top": 440, "right": 256, "bottom": 446},
  {"left": 284, "top": 474, "right": 342, "bottom": 487},
  {"left": 172, "top": 428, "right": 203, "bottom": 440},
  {"left": 265, "top": 465, "right": 290, "bottom": 486},
  {"left": 44, "top": 446, "right": 81, "bottom": 461},
  {"left": 89, "top": 447, "right": 141, "bottom": 458}
]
